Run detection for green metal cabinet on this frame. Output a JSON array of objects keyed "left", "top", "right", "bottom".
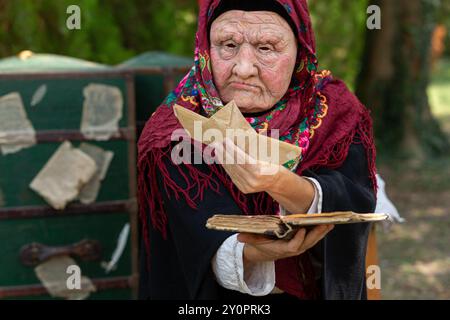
[
  {"left": 0, "top": 53, "right": 138, "bottom": 299},
  {"left": 117, "top": 51, "right": 192, "bottom": 136},
  {"left": 0, "top": 51, "right": 192, "bottom": 299}
]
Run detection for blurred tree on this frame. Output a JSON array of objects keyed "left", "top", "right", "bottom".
[
  {"left": 0, "top": 0, "right": 198, "bottom": 64},
  {"left": 108, "top": 0, "right": 198, "bottom": 60},
  {"left": 309, "top": 0, "right": 369, "bottom": 88},
  {"left": 435, "top": 0, "right": 450, "bottom": 56},
  {"left": 356, "top": 0, "right": 449, "bottom": 160},
  {"left": 0, "top": 0, "right": 132, "bottom": 63}
]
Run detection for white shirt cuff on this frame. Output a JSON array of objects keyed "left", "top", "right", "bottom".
[
  {"left": 212, "top": 234, "right": 275, "bottom": 296},
  {"left": 304, "top": 177, "right": 323, "bottom": 214}
]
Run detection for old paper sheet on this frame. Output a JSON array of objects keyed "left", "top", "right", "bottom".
[
  {"left": 78, "top": 143, "right": 114, "bottom": 204},
  {"left": 0, "top": 92, "right": 36, "bottom": 155},
  {"left": 29, "top": 141, "right": 97, "bottom": 209},
  {"left": 80, "top": 83, "right": 123, "bottom": 140},
  {"left": 34, "top": 256, "right": 96, "bottom": 300},
  {"left": 173, "top": 101, "right": 302, "bottom": 166}
]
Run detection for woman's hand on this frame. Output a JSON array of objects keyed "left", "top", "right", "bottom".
[
  {"left": 211, "top": 138, "right": 285, "bottom": 194},
  {"left": 212, "top": 138, "right": 316, "bottom": 213},
  {"left": 238, "top": 224, "right": 334, "bottom": 263}
]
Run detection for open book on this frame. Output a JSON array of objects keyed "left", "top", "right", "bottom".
[{"left": 206, "top": 212, "right": 388, "bottom": 239}]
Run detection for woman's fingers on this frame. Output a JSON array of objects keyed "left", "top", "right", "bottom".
[
  {"left": 286, "top": 228, "right": 307, "bottom": 254},
  {"left": 239, "top": 225, "right": 334, "bottom": 262},
  {"left": 237, "top": 233, "right": 274, "bottom": 244},
  {"left": 301, "top": 224, "right": 334, "bottom": 250},
  {"left": 212, "top": 140, "right": 247, "bottom": 178},
  {"left": 215, "top": 138, "right": 278, "bottom": 193},
  {"left": 224, "top": 138, "right": 257, "bottom": 166}
]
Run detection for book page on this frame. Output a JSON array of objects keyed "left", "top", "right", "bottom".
[
  {"left": 206, "top": 212, "right": 388, "bottom": 238},
  {"left": 282, "top": 212, "right": 387, "bottom": 226}
]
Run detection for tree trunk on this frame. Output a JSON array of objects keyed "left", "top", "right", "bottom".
[{"left": 356, "top": 0, "right": 449, "bottom": 161}]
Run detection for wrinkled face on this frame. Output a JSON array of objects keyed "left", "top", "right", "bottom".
[{"left": 210, "top": 10, "right": 297, "bottom": 113}]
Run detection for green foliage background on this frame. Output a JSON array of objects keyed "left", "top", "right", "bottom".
[
  {"left": 309, "top": 0, "right": 369, "bottom": 87},
  {"left": 0, "top": 0, "right": 449, "bottom": 87},
  {"left": 0, "top": 0, "right": 199, "bottom": 64}
]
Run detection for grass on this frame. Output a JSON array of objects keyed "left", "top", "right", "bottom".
[
  {"left": 428, "top": 59, "right": 450, "bottom": 137},
  {"left": 376, "top": 58, "right": 450, "bottom": 299}
]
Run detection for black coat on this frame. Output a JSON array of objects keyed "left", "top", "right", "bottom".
[{"left": 139, "top": 142, "right": 376, "bottom": 300}]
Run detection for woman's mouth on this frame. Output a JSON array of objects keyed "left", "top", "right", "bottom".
[{"left": 228, "top": 82, "right": 260, "bottom": 92}]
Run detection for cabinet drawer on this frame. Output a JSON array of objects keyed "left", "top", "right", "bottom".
[{"left": 0, "top": 213, "right": 133, "bottom": 299}]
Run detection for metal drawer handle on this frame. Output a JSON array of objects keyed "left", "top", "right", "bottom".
[{"left": 20, "top": 239, "right": 102, "bottom": 267}]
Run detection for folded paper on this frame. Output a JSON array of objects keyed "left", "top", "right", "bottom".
[{"left": 173, "top": 101, "right": 302, "bottom": 166}]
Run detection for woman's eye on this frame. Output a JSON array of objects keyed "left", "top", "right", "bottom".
[
  {"left": 258, "top": 45, "right": 273, "bottom": 53},
  {"left": 225, "top": 42, "right": 237, "bottom": 49}
]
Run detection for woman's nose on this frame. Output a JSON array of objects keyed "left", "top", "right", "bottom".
[{"left": 232, "top": 45, "right": 258, "bottom": 79}]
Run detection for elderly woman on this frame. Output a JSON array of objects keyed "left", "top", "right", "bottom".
[{"left": 138, "top": 0, "right": 377, "bottom": 300}]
